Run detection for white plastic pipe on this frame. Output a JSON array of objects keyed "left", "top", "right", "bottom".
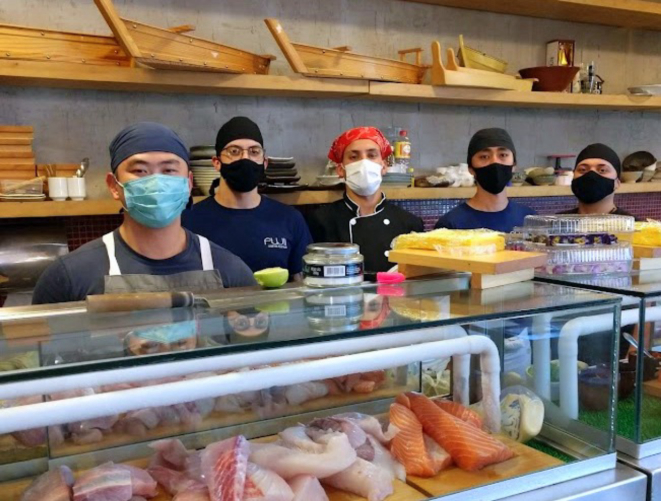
[
  {"left": 558, "top": 306, "right": 661, "bottom": 419},
  {"left": 0, "top": 336, "right": 502, "bottom": 435},
  {"left": 453, "top": 354, "right": 471, "bottom": 406},
  {"left": 0, "top": 325, "right": 468, "bottom": 401},
  {"left": 532, "top": 314, "right": 552, "bottom": 400}
]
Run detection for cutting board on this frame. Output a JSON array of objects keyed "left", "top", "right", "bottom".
[
  {"left": 406, "top": 436, "right": 563, "bottom": 497},
  {"left": 389, "top": 249, "right": 546, "bottom": 289}
]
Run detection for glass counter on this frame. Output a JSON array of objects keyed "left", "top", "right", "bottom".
[
  {"left": 538, "top": 270, "right": 661, "bottom": 459},
  {"left": 0, "top": 277, "right": 623, "bottom": 501}
]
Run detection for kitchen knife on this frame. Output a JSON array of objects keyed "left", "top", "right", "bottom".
[{"left": 86, "top": 291, "right": 210, "bottom": 313}]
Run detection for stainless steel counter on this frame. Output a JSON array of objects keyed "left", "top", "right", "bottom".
[{"left": 620, "top": 452, "right": 661, "bottom": 501}]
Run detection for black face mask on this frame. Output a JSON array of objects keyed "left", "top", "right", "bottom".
[
  {"left": 571, "top": 171, "right": 616, "bottom": 204},
  {"left": 220, "top": 159, "right": 265, "bottom": 193},
  {"left": 472, "top": 163, "right": 513, "bottom": 195}
]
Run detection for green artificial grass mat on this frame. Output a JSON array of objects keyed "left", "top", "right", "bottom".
[
  {"left": 579, "top": 393, "right": 661, "bottom": 442},
  {"left": 527, "top": 439, "right": 575, "bottom": 463}
]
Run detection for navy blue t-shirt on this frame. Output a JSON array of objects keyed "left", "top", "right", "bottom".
[
  {"left": 435, "top": 201, "right": 536, "bottom": 232},
  {"left": 182, "top": 197, "right": 313, "bottom": 275}
]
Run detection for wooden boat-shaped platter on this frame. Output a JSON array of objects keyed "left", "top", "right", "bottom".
[
  {"left": 0, "top": 23, "right": 130, "bottom": 67},
  {"left": 265, "top": 18, "right": 428, "bottom": 84},
  {"left": 432, "top": 41, "right": 535, "bottom": 92},
  {"left": 458, "top": 34, "right": 507, "bottom": 73},
  {"left": 94, "top": 0, "right": 274, "bottom": 74}
]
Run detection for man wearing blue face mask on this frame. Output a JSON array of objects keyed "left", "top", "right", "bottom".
[{"left": 32, "top": 122, "right": 256, "bottom": 304}]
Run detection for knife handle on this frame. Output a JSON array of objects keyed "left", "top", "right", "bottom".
[{"left": 86, "top": 292, "right": 195, "bottom": 313}]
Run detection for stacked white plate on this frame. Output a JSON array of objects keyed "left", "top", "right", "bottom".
[{"left": 189, "top": 146, "right": 218, "bottom": 196}]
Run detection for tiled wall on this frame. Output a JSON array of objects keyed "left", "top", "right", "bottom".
[{"left": 23, "top": 191, "right": 659, "bottom": 251}]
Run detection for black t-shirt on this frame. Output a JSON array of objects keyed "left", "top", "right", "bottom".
[
  {"left": 182, "top": 196, "right": 312, "bottom": 275},
  {"left": 435, "top": 201, "right": 536, "bottom": 232},
  {"left": 32, "top": 229, "right": 256, "bottom": 305},
  {"left": 307, "top": 193, "right": 424, "bottom": 273}
]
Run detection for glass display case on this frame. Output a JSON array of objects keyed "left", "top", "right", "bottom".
[
  {"left": 0, "top": 277, "right": 628, "bottom": 501},
  {"left": 538, "top": 270, "right": 661, "bottom": 500}
]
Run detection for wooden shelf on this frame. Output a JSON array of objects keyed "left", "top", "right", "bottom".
[
  {"left": 399, "top": 0, "right": 661, "bottom": 31},
  {"left": 3, "top": 60, "right": 661, "bottom": 112},
  {"left": 369, "top": 83, "right": 661, "bottom": 111},
  {"left": 0, "top": 60, "right": 368, "bottom": 98},
  {"left": 2, "top": 183, "right": 659, "bottom": 218}
]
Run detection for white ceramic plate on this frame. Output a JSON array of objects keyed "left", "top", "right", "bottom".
[{"left": 629, "top": 85, "right": 661, "bottom": 95}]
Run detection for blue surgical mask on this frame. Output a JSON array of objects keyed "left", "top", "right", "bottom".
[
  {"left": 117, "top": 174, "right": 190, "bottom": 228},
  {"left": 130, "top": 320, "right": 197, "bottom": 345}
]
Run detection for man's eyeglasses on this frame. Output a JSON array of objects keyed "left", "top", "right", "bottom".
[{"left": 221, "top": 146, "right": 265, "bottom": 161}]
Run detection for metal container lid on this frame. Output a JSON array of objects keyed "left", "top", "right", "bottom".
[{"left": 306, "top": 243, "right": 360, "bottom": 255}]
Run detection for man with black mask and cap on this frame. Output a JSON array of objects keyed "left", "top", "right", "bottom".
[
  {"left": 33, "top": 122, "right": 255, "bottom": 305},
  {"left": 435, "top": 128, "right": 535, "bottom": 232},
  {"left": 183, "top": 117, "right": 312, "bottom": 281},
  {"left": 560, "top": 143, "right": 632, "bottom": 216}
]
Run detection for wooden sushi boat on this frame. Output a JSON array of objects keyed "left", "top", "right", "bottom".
[
  {"left": 94, "top": 0, "right": 274, "bottom": 74},
  {"left": 431, "top": 40, "right": 534, "bottom": 91},
  {"left": 0, "top": 23, "right": 130, "bottom": 67},
  {"left": 458, "top": 34, "right": 507, "bottom": 73},
  {"left": 265, "top": 18, "right": 428, "bottom": 83},
  {"left": 0, "top": 0, "right": 274, "bottom": 75}
]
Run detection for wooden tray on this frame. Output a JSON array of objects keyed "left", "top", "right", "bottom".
[
  {"left": 407, "top": 436, "right": 563, "bottom": 497},
  {"left": 265, "top": 19, "right": 428, "bottom": 84},
  {"left": 458, "top": 34, "right": 507, "bottom": 73},
  {"left": 633, "top": 245, "right": 661, "bottom": 259},
  {"left": 431, "top": 41, "right": 534, "bottom": 91},
  {"left": 389, "top": 249, "right": 547, "bottom": 289}
]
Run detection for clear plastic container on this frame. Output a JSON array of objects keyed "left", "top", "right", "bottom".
[
  {"left": 522, "top": 214, "right": 635, "bottom": 234},
  {"left": 526, "top": 242, "right": 633, "bottom": 276},
  {"left": 512, "top": 227, "right": 619, "bottom": 247},
  {"left": 0, "top": 179, "right": 43, "bottom": 196},
  {"left": 433, "top": 243, "right": 499, "bottom": 256}
]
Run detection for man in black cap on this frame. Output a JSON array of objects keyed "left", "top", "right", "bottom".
[
  {"left": 183, "top": 117, "right": 312, "bottom": 281},
  {"left": 560, "top": 143, "right": 632, "bottom": 216},
  {"left": 33, "top": 122, "right": 255, "bottom": 305},
  {"left": 435, "top": 128, "right": 535, "bottom": 232}
]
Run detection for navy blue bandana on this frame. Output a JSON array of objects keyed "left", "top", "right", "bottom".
[{"left": 110, "top": 122, "right": 189, "bottom": 172}]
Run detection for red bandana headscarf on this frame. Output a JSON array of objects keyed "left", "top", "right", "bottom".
[{"left": 328, "top": 127, "right": 393, "bottom": 165}]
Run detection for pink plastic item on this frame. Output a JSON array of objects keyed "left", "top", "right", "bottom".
[{"left": 376, "top": 272, "right": 405, "bottom": 284}]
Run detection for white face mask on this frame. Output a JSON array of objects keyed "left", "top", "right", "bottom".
[{"left": 344, "top": 159, "right": 383, "bottom": 196}]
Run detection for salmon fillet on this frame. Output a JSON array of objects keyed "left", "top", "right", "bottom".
[
  {"left": 407, "top": 393, "right": 513, "bottom": 471},
  {"left": 434, "top": 400, "right": 483, "bottom": 429},
  {"left": 389, "top": 403, "right": 440, "bottom": 477}
]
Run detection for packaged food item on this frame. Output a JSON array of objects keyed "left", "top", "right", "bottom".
[
  {"left": 523, "top": 214, "right": 635, "bottom": 234},
  {"left": 633, "top": 220, "right": 661, "bottom": 247},
  {"left": 392, "top": 228, "right": 505, "bottom": 255},
  {"left": 530, "top": 242, "right": 633, "bottom": 276},
  {"left": 303, "top": 243, "right": 364, "bottom": 287}
]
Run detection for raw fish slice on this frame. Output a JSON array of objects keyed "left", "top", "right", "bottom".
[
  {"left": 434, "top": 400, "right": 483, "bottom": 429},
  {"left": 333, "top": 412, "right": 399, "bottom": 443},
  {"left": 395, "top": 393, "right": 411, "bottom": 408},
  {"left": 201, "top": 435, "right": 250, "bottom": 501},
  {"left": 215, "top": 391, "right": 259, "bottom": 413},
  {"left": 20, "top": 465, "right": 74, "bottom": 501},
  {"left": 73, "top": 463, "right": 132, "bottom": 501},
  {"left": 149, "top": 438, "right": 190, "bottom": 470},
  {"left": 12, "top": 428, "right": 47, "bottom": 447},
  {"left": 185, "top": 451, "right": 205, "bottom": 482},
  {"left": 423, "top": 434, "right": 452, "bottom": 472},
  {"left": 115, "top": 464, "right": 158, "bottom": 498},
  {"left": 243, "top": 463, "right": 294, "bottom": 501},
  {"left": 148, "top": 466, "right": 206, "bottom": 495},
  {"left": 407, "top": 392, "right": 514, "bottom": 471},
  {"left": 48, "top": 425, "right": 66, "bottom": 447},
  {"left": 307, "top": 417, "right": 373, "bottom": 459},
  {"left": 288, "top": 476, "right": 329, "bottom": 501},
  {"left": 284, "top": 382, "right": 329, "bottom": 405},
  {"left": 254, "top": 388, "right": 289, "bottom": 419},
  {"left": 250, "top": 433, "right": 357, "bottom": 479},
  {"left": 130, "top": 497, "right": 148, "bottom": 501},
  {"left": 72, "top": 429, "right": 104, "bottom": 445},
  {"left": 388, "top": 403, "right": 438, "bottom": 477},
  {"left": 322, "top": 458, "right": 394, "bottom": 501},
  {"left": 68, "top": 415, "right": 118, "bottom": 434},
  {"left": 279, "top": 426, "right": 325, "bottom": 453},
  {"left": 367, "top": 435, "right": 405, "bottom": 481}
]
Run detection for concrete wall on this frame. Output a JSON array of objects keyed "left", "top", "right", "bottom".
[{"left": 1, "top": 0, "right": 661, "bottom": 198}]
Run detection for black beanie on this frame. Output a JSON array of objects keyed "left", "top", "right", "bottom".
[
  {"left": 467, "top": 128, "right": 517, "bottom": 166},
  {"left": 575, "top": 143, "right": 621, "bottom": 175},
  {"left": 215, "top": 117, "right": 264, "bottom": 154}
]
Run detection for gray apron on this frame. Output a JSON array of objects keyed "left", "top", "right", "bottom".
[{"left": 101, "top": 232, "right": 224, "bottom": 294}]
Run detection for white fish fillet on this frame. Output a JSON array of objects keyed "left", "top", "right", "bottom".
[
  {"left": 243, "top": 463, "right": 294, "bottom": 501},
  {"left": 322, "top": 458, "right": 394, "bottom": 501},
  {"left": 278, "top": 427, "right": 325, "bottom": 453},
  {"left": 334, "top": 413, "right": 399, "bottom": 443},
  {"left": 288, "top": 475, "right": 329, "bottom": 501},
  {"left": 284, "top": 382, "right": 328, "bottom": 406},
  {"left": 367, "top": 436, "right": 405, "bottom": 482},
  {"left": 250, "top": 434, "right": 357, "bottom": 480}
]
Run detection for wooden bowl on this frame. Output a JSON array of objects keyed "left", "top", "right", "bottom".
[
  {"left": 518, "top": 66, "right": 580, "bottom": 92},
  {"left": 579, "top": 366, "right": 619, "bottom": 411}
]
